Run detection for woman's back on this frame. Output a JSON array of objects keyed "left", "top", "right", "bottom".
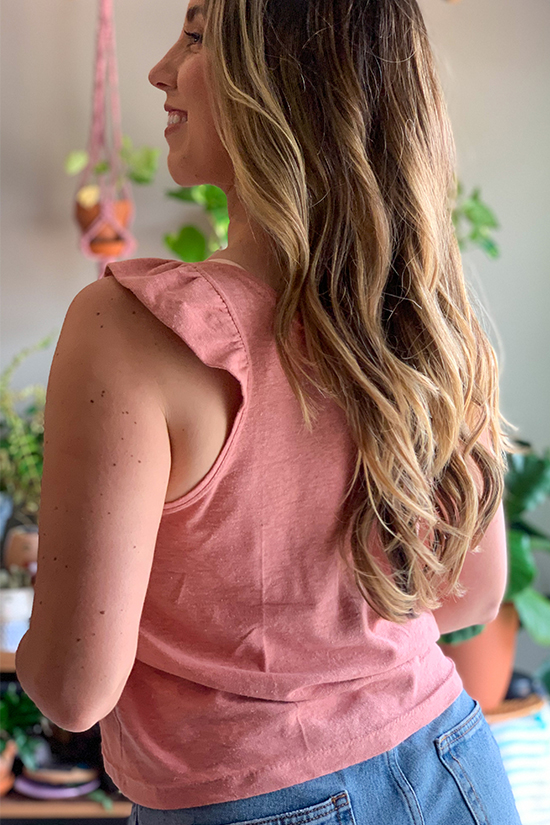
[{"left": 98, "top": 256, "right": 463, "bottom": 809}]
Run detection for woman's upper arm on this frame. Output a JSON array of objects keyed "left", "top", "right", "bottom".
[
  {"left": 17, "top": 276, "right": 173, "bottom": 730},
  {"left": 440, "top": 423, "right": 508, "bottom": 619},
  {"left": 454, "top": 499, "right": 507, "bottom": 619}
]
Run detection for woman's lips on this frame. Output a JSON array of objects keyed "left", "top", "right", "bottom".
[{"left": 165, "top": 118, "right": 188, "bottom": 137}]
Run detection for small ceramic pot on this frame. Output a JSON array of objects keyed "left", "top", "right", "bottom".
[
  {"left": 89, "top": 238, "right": 128, "bottom": 257},
  {"left": 74, "top": 198, "right": 132, "bottom": 242}
]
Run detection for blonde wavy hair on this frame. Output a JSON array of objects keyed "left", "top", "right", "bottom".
[{"left": 201, "top": 0, "right": 517, "bottom": 622}]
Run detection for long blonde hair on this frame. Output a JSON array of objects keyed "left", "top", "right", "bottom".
[{"left": 202, "top": 0, "right": 517, "bottom": 622}]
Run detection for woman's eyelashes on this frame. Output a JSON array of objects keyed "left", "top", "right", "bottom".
[{"left": 183, "top": 30, "right": 203, "bottom": 44}]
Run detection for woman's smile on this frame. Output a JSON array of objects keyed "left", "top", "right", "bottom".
[{"left": 165, "top": 110, "right": 188, "bottom": 137}]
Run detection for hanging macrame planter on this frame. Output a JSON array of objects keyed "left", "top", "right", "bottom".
[{"left": 73, "top": 0, "right": 137, "bottom": 277}]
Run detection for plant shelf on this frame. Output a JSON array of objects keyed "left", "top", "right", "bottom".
[
  {"left": 1, "top": 649, "right": 17, "bottom": 673},
  {"left": 0, "top": 789, "right": 132, "bottom": 818}
]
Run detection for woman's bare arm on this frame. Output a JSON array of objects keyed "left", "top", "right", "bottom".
[
  {"left": 431, "top": 423, "right": 509, "bottom": 636},
  {"left": 431, "top": 499, "right": 508, "bottom": 636}
]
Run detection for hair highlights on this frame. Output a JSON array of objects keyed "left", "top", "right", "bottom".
[{"left": 202, "top": 0, "right": 517, "bottom": 622}]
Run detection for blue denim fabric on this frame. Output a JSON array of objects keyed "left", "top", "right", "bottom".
[{"left": 129, "top": 688, "right": 522, "bottom": 825}]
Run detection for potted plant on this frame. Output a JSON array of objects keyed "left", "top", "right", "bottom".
[
  {"left": 0, "top": 681, "right": 49, "bottom": 797},
  {"left": 65, "top": 135, "right": 161, "bottom": 257},
  {"left": 438, "top": 441, "right": 550, "bottom": 711},
  {"left": 0, "top": 335, "right": 56, "bottom": 529}
]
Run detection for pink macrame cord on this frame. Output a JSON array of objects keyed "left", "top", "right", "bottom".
[{"left": 75, "top": 0, "right": 137, "bottom": 279}]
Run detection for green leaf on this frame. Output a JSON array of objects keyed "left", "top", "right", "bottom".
[
  {"left": 165, "top": 187, "right": 200, "bottom": 203},
  {"left": 189, "top": 184, "right": 209, "bottom": 206},
  {"left": 503, "top": 530, "right": 537, "bottom": 601},
  {"left": 509, "top": 519, "right": 550, "bottom": 553},
  {"left": 452, "top": 183, "right": 500, "bottom": 260},
  {"left": 509, "top": 518, "right": 550, "bottom": 540},
  {"left": 209, "top": 211, "right": 230, "bottom": 247},
  {"left": 163, "top": 225, "right": 207, "bottom": 262},
  {"left": 125, "top": 147, "right": 161, "bottom": 184},
  {"left": 534, "top": 656, "right": 550, "bottom": 695},
  {"left": 513, "top": 587, "right": 550, "bottom": 646},
  {"left": 504, "top": 449, "right": 550, "bottom": 521},
  {"left": 476, "top": 234, "right": 500, "bottom": 259},
  {"left": 201, "top": 184, "right": 228, "bottom": 211},
  {"left": 93, "top": 160, "right": 110, "bottom": 175},
  {"left": 13, "top": 734, "right": 43, "bottom": 771},
  {"left": 85, "top": 789, "right": 114, "bottom": 810},
  {"left": 64, "top": 150, "right": 89, "bottom": 176},
  {"left": 0, "top": 682, "right": 42, "bottom": 719},
  {"left": 438, "top": 623, "right": 487, "bottom": 645},
  {"left": 462, "top": 192, "right": 499, "bottom": 229}
]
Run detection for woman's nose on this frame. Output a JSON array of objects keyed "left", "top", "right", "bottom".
[{"left": 148, "top": 53, "right": 174, "bottom": 91}]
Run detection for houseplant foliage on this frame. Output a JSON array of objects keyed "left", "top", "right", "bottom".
[
  {"left": 163, "top": 184, "right": 230, "bottom": 261},
  {"left": 500, "top": 442, "right": 550, "bottom": 646},
  {"left": 0, "top": 682, "right": 47, "bottom": 771},
  {"left": 65, "top": 135, "right": 160, "bottom": 208},
  {"left": 451, "top": 181, "right": 500, "bottom": 258},
  {"left": 0, "top": 334, "right": 56, "bottom": 526}
]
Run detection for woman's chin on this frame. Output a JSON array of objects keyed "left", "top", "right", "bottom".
[{"left": 166, "top": 161, "right": 197, "bottom": 188}]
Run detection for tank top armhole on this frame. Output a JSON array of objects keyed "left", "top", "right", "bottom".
[{"left": 103, "top": 257, "right": 250, "bottom": 512}]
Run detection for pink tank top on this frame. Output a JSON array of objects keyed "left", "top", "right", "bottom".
[{"left": 98, "top": 257, "right": 463, "bottom": 809}]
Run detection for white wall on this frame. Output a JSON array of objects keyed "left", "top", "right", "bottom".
[{"left": 1, "top": 0, "right": 549, "bottom": 674}]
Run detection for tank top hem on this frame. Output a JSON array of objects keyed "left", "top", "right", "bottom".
[{"left": 101, "top": 666, "right": 463, "bottom": 809}]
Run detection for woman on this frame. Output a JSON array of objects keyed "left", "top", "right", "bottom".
[{"left": 16, "top": 0, "right": 522, "bottom": 822}]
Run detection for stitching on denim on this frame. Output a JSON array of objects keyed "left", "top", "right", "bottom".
[
  {"left": 448, "top": 751, "right": 489, "bottom": 825},
  {"left": 331, "top": 792, "right": 349, "bottom": 825},
  {"left": 233, "top": 796, "right": 348, "bottom": 825},
  {"left": 385, "top": 747, "right": 425, "bottom": 825},
  {"left": 437, "top": 705, "right": 483, "bottom": 751}
]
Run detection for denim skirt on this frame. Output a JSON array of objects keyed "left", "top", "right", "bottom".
[{"left": 129, "top": 688, "right": 522, "bottom": 825}]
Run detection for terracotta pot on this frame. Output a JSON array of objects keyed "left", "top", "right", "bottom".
[
  {"left": 0, "top": 771, "right": 15, "bottom": 797},
  {"left": 88, "top": 238, "right": 127, "bottom": 257},
  {"left": 0, "top": 740, "right": 18, "bottom": 797},
  {"left": 439, "top": 601, "right": 520, "bottom": 712},
  {"left": 74, "top": 198, "right": 132, "bottom": 242}
]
